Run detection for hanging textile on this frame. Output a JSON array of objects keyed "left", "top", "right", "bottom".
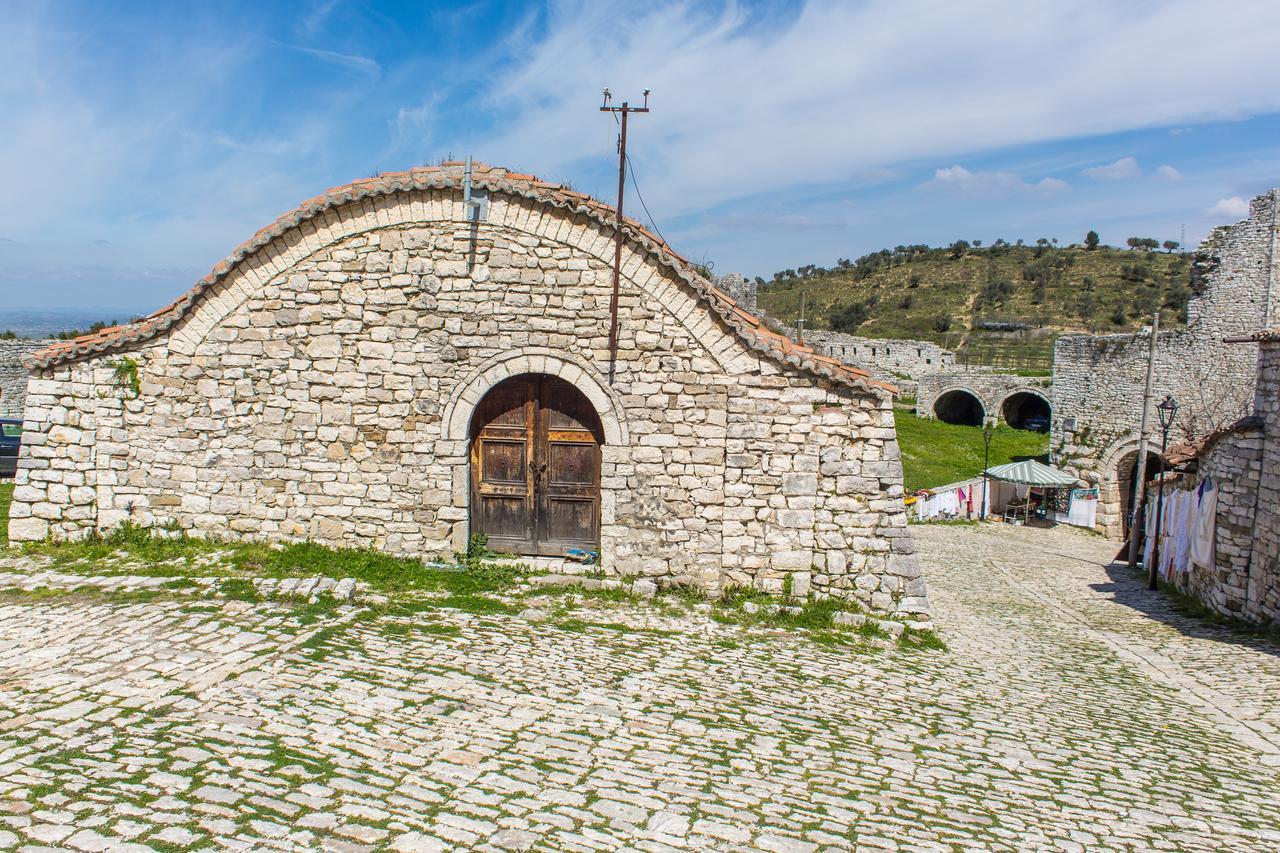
[
  {"left": 1191, "top": 477, "right": 1217, "bottom": 569},
  {"left": 1066, "top": 488, "right": 1097, "bottom": 528}
]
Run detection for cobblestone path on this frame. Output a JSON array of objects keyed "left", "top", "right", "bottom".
[{"left": 1, "top": 524, "right": 1279, "bottom": 851}]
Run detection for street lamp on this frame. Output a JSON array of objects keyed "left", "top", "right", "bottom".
[
  {"left": 1148, "top": 394, "right": 1179, "bottom": 591},
  {"left": 981, "top": 419, "right": 994, "bottom": 520}
]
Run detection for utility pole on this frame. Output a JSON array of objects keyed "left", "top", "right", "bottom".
[
  {"left": 600, "top": 88, "right": 650, "bottom": 385},
  {"left": 1126, "top": 311, "right": 1161, "bottom": 569},
  {"left": 797, "top": 292, "right": 807, "bottom": 346}
]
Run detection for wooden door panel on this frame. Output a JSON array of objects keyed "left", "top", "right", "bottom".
[
  {"left": 547, "top": 441, "right": 596, "bottom": 486},
  {"left": 478, "top": 438, "right": 526, "bottom": 486},
  {"left": 543, "top": 496, "right": 597, "bottom": 545}
]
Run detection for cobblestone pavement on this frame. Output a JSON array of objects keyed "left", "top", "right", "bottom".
[{"left": 1, "top": 524, "right": 1279, "bottom": 851}]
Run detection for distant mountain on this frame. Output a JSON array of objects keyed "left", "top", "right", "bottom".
[
  {"left": 755, "top": 242, "right": 1192, "bottom": 353},
  {"left": 0, "top": 308, "right": 144, "bottom": 340}
]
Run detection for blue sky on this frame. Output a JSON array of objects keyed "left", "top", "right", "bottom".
[{"left": 3, "top": 0, "right": 1280, "bottom": 315}]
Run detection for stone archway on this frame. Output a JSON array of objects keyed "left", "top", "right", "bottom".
[
  {"left": 1001, "top": 390, "right": 1051, "bottom": 431},
  {"left": 933, "top": 388, "right": 986, "bottom": 426},
  {"left": 1116, "top": 448, "right": 1163, "bottom": 539},
  {"left": 442, "top": 348, "right": 627, "bottom": 445}
]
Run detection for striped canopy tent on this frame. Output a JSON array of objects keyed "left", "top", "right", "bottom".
[{"left": 984, "top": 459, "right": 1080, "bottom": 487}]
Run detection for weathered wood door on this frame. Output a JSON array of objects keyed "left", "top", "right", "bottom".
[{"left": 470, "top": 375, "right": 601, "bottom": 556}]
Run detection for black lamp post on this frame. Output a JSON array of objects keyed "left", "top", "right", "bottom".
[
  {"left": 981, "top": 420, "right": 994, "bottom": 520},
  {"left": 1148, "top": 394, "right": 1179, "bottom": 591}
]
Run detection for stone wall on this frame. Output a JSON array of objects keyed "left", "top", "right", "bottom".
[
  {"left": 1052, "top": 189, "right": 1278, "bottom": 538},
  {"left": 712, "top": 272, "right": 758, "bottom": 316},
  {"left": 1153, "top": 335, "right": 1278, "bottom": 626},
  {"left": 914, "top": 369, "right": 1052, "bottom": 424},
  {"left": 7, "top": 168, "right": 930, "bottom": 621},
  {"left": 0, "top": 340, "right": 53, "bottom": 420},
  {"left": 796, "top": 330, "right": 954, "bottom": 386}
]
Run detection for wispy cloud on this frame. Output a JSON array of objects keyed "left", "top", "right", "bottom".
[
  {"left": 922, "top": 165, "right": 1067, "bottom": 197},
  {"left": 1154, "top": 164, "right": 1184, "bottom": 181},
  {"left": 1082, "top": 156, "right": 1141, "bottom": 180},
  {"left": 273, "top": 42, "right": 380, "bottom": 77}
]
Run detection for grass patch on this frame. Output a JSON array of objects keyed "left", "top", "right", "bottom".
[
  {"left": 0, "top": 481, "right": 12, "bottom": 546},
  {"left": 18, "top": 523, "right": 532, "bottom": 597},
  {"left": 218, "top": 578, "right": 259, "bottom": 602},
  {"left": 894, "top": 409, "right": 1048, "bottom": 492}
]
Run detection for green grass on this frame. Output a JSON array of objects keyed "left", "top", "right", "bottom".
[
  {"left": 894, "top": 408, "right": 1048, "bottom": 492},
  {"left": 0, "top": 482, "right": 12, "bottom": 546},
  {"left": 16, "top": 522, "right": 524, "bottom": 597}
]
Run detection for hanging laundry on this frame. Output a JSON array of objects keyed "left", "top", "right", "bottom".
[{"left": 1191, "top": 477, "right": 1217, "bottom": 569}]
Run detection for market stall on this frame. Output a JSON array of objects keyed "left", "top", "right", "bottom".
[{"left": 982, "top": 459, "right": 1086, "bottom": 526}]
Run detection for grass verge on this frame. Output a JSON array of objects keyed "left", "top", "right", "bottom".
[{"left": 894, "top": 408, "right": 1048, "bottom": 492}]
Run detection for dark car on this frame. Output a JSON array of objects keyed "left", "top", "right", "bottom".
[
  {"left": 1022, "top": 414, "right": 1050, "bottom": 433},
  {"left": 0, "top": 419, "right": 21, "bottom": 477}
]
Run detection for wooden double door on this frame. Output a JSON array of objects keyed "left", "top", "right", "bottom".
[{"left": 469, "top": 374, "right": 602, "bottom": 556}]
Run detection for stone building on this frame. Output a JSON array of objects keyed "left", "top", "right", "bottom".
[
  {"left": 1152, "top": 330, "right": 1279, "bottom": 625},
  {"left": 1052, "top": 189, "right": 1278, "bottom": 538},
  {"left": 915, "top": 369, "right": 1052, "bottom": 430},
  {"left": 8, "top": 163, "right": 929, "bottom": 619},
  {"left": 0, "top": 340, "right": 54, "bottom": 420},
  {"left": 785, "top": 330, "right": 954, "bottom": 400}
]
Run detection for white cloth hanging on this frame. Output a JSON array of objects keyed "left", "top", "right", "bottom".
[{"left": 1191, "top": 478, "right": 1217, "bottom": 569}]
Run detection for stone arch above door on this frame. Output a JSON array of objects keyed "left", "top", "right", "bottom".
[{"left": 441, "top": 348, "right": 628, "bottom": 445}]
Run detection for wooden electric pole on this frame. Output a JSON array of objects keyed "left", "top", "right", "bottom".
[
  {"left": 600, "top": 88, "right": 650, "bottom": 384},
  {"left": 1126, "top": 311, "right": 1161, "bottom": 569}
]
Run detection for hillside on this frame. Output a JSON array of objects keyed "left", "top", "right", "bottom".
[{"left": 755, "top": 241, "right": 1192, "bottom": 355}]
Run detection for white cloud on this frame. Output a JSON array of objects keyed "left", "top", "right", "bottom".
[
  {"left": 1082, "top": 157, "right": 1141, "bottom": 180},
  {"left": 1206, "top": 196, "right": 1250, "bottom": 219},
  {"left": 1154, "top": 164, "right": 1184, "bottom": 181},
  {"left": 922, "top": 165, "right": 1066, "bottom": 197},
  {"left": 474, "top": 0, "right": 1280, "bottom": 214}
]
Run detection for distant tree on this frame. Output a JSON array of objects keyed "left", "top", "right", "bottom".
[
  {"left": 932, "top": 315, "right": 952, "bottom": 333},
  {"left": 972, "top": 239, "right": 983, "bottom": 248},
  {"left": 899, "top": 294, "right": 915, "bottom": 310},
  {"left": 1162, "top": 240, "right": 1180, "bottom": 253},
  {"left": 1076, "top": 293, "right": 1099, "bottom": 322},
  {"left": 1084, "top": 230, "right": 1100, "bottom": 250},
  {"left": 1111, "top": 304, "right": 1128, "bottom": 325},
  {"left": 0, "top": 330, "right": 16, "bottom": 340},
  {"left": 949, "top": 239, "right": 970, "bottom": 259},
  {"left": 908, "top": 273, "right": 922, "bottom": 289},
  {"left": 829, "top": 300, "right": 874, "bottom": 332},
  {"left": 1082, "top": 275, "right": 1095, "bottom": 291},
  {"left": 1126, "top": 237, "right": 1139, "bottom": 251}
]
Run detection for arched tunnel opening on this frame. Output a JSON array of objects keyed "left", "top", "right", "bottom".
[
  {"left": 1119, "top": 450, "right": 1164, "bottom": 538},
  {"left": 1002, "top": 391, "right": 1051, "bottom": 432},
  {"left": 933, "top": 389, "right": 985, "bottom": 426}
]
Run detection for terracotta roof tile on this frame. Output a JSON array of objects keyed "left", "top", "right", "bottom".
[{"left": 27, "top": 162, "right": 892, "bottom": 395}]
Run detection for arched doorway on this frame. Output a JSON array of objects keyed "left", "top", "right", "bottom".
[
  {"left": 1002, "top": 391, "right": 1051, "bottom": 431},
  {"left": 934, "top": 389, "right": 985, "bottom": 426},
  {"left": 1117, "top": 449, "right": 1162, "bottom": 538},
  {"left": 469, "top": 373, "right": 603, "bottom": 556}
]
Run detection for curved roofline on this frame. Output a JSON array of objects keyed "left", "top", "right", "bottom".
[{"left": 27, "top": 161, "right": 892, "bottom": 395}]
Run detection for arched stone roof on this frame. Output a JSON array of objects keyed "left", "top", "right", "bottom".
[{"left": 27, "top": 162, "right": 892, "bottom": 396}]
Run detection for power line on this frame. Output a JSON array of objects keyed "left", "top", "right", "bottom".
[{"left": 624, "top": 154, "right": 667, "bottom": 248}]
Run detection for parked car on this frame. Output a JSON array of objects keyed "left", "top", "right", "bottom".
[
  {"left": 0, "top": 419, "right": 22, "bottom": 477},
  {"left": 1021, "top": 414, "right": 1050, "bottom": 433}
]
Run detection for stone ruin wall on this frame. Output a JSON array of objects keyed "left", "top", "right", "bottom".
[
  {"left": 7, "top": 185, "right": 930, "bottom": 621},
  {"left": 1155, "top": 338, "right": 1279, "bottom": 626},
  {"left": 1052, "top": 189, "right": 1279, "bottom": 538},
  {"left": 796, "top": 330, "right": 954, "bottom": 388},
  {"left": 0, "top": 340, "right": 54, "bottom": 420},
  {"left": 914, "top": 370, "right": 1052, "bottom": 423}
]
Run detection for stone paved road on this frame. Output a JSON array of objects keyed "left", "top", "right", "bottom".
[{"left": 1, "top": 524, "right": 1279, "bottom": 851}]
